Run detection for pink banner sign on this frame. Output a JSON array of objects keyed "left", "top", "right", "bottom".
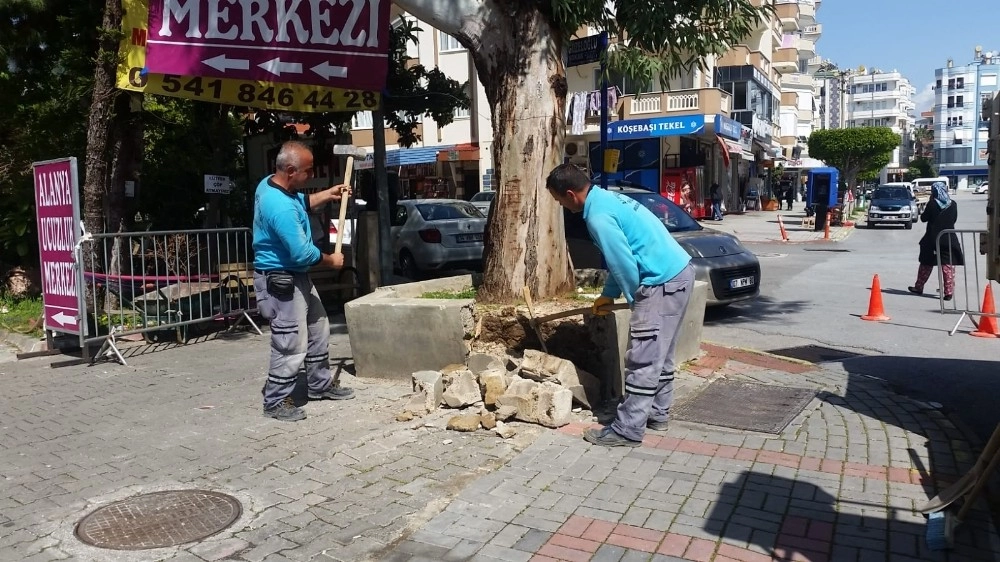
[
  {"left": 145, "top": 0, "right": 390, "bottom": 90},
  {"left": 33, "top": 158, "right": 82, "bottom": 336}
]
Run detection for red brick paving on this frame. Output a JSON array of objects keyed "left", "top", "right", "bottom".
[
  {"left": 700, "top": 343, "right": 816, "bottom": 374},
  {"left": 556, "top": 422, "right": 938, "bottom": 486}
]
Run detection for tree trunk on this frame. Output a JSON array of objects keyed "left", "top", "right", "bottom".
[
  {"left": 470, "top": 6, "right": 573, "bottom": 303},
  {"left": 82, "top": 0, "right": 126, "bottom": 243}
]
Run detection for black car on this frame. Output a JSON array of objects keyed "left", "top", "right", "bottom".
[{"left": 565, "top": 181, "right": 761, "bottom": 305}]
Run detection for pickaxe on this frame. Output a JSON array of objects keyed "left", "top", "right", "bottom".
[{"left": 331, "top": 144, "right": 368, "bottom": 254}]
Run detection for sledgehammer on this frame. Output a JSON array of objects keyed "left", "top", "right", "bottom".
[
  {"left": 332, "top": 144, "right": 367, "bottom": 254},
  {"left": 522, "top": 287, "right": 629, "bottom": 353}
]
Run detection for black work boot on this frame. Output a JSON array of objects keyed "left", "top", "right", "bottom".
[{"left": 263, "top": 398, "right": 306, "bottom": 422}]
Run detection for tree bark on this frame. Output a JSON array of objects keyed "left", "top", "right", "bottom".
[
  {"left": 82, "top": 0, "right": 126, "bottom": 242},
  {"left": 396, "top": 0, "right": 574, "bottom": 302}
]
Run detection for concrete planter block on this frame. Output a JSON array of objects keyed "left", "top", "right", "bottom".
[
  {"left": 345, "top": 275, "right": 476, "bottom": 380},
  {"left": 588, "top": 280, "right": 708, "bottom": 399}
]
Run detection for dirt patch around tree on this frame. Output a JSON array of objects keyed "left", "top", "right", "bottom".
[{"left": 472, "top": 297, "right": 604, "bottom": 376}]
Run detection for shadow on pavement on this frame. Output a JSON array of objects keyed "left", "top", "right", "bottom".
[
  {"left": 835, "top": 355, "right": 1000, "bottom": 443},
  {"left": 704, "top": 296, "right": 808, "bottom": 325},
  {"left": 705, "top": 470, "right": 980, "bottom": 561}
]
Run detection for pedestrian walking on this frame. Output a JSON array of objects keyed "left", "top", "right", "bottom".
[
  {"left": 546, "top": 164, "right": 694, "bottom": 447},
  {"left": 908, "top": 181, "right": 964, "bottom": 301},
  {"left": 710, "top": 183, "right": 723, "bottom": 221},
  {"left": 784, "top": 184, "right": 794, "bottom": 211},
  {"left": 253, "top": 141, "right": 355, "bottom": 422}
]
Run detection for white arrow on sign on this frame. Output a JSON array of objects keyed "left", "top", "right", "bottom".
[
  {"left": 203, "top": 54, "right": 249, "bottom": 72},
  {"left": 311, "top": 61, "right": 348, "bottom": 80},
  {"left": 52, "top": 311, "right": 77, "bottom": 326},
  {"left": 258, "top": 57, "right": 303, "bottom": 77}
]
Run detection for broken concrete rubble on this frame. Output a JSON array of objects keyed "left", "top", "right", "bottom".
[
  {"left": 478, "top": 369, "right": 508, "bottom": 407},
  {"left": 495, "top": 377, "right": 572, "bottom": 428},
  {"left": 441, "top": 369, "right": 481, "bottom": 408},
  {"left": 519, "top": 349, "right": 601, "bottom": 409},
  {"left": 446, "top": 414, "right": 481, "bottom": 432},
  {"left": 467, "top": 353, "right": 505, "bottom": 375}
]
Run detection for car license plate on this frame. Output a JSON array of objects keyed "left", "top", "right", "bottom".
[
  {"left": 457, "top": 233, "right": 483, "bottom": 243},
  {"left": 730, "top": 276, "right": 755, "bottom": 289}
]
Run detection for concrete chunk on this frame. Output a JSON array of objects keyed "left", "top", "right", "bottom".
[
  {"left": 411, "top": 370, "right": 443, "bottom": 413},
  {"left": 479, "top": 369, "right": 508, "bottom": 407},
  {"left": 442, "top": 369, "right": 482, "bottom": 408},
  {"left": 519, "top": 349, "right": 601, "bottom": 409},
  {"left": 467, "top": 353, "right": 506, "bottom": 375},
  {"left": 447, "top": 414, "right": 481, "bottom": 432},
  {"left": 496, "top": 378, "right": 572, "bottom": 428}
]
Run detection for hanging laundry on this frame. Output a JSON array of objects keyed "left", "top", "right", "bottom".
[{"left": 571, "top": 92, "right": 587, "bottom": 135}]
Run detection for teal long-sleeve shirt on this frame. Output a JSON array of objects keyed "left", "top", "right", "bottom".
[
  {"left": 582, "top": 187, "right": 691, "bottom": 303},
  {"left": 252, "top": 176, "right": 321, "bottom": 272}
]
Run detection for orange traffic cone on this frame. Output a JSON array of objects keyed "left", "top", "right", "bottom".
[
  {"left": 777, "top": 215, "right": 789, "bottom": 242},
  {"left": 861, "top": 274, "right": 890, "bottom": 322},
  {"left": 971, "top": 284, "right": 1000, "bottom": 338}
]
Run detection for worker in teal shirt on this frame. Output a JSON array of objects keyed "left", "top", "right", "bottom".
[
  {"left": 253, "top": 141, "right": 355, "bottom": 422},
  {"left": 546, "top": 164, "right": 695, "bottom": 447}
]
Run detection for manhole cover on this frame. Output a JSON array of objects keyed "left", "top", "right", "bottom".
[
  {"left": 755, "top": 253, "right": 787, "bottom": 258},
  {"left": 673, "top": 380, "right": 815, "bottom": 434},
  {"left": 766, "top": 345, "right": 863, "bottom": 363},
  {"left": 75, "top": 490, "right": 241, "bottom": 550}
]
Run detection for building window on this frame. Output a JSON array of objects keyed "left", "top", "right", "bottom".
[
  {"left": 948, "top": 78, "right": 955, "bottom": 90},
  {"left": 454, "top": 85, "right": 472, "bottom": 119},
  {"left": 352, "top": 111, "right": 373, "bottom": 130},
  {"left": 439, "top": 32, "right": 464, "bottom": 52},
  {"left": 947, "top": 96, "right": 954, "bottom": 108},
  {"left": 956, "top": 95, "right": 963, "bottom": 107},
  {"left": 936, "top": 79, "right": 942, "bottom": 89},
  {"left": 956, "top": 77, "right": 964, "bottom": 89}
]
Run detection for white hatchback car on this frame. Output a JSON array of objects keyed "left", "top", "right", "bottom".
[{"left": 973, "top": 183, "right": 989, "bottom": 194}]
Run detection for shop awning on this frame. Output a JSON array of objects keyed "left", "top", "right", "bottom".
[
  {"left": 355, "top": 144, "right": 456, "bottom": 170},
  {"left": 723, "top": 139, "right": 753, "bottom": 160},
  {"left": 438, "top": 143, "right": 480, "bottom": 162}
]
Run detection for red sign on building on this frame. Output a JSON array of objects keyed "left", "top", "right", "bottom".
[
  {"left": 144, "top": 0, "right": 391, "bottom": 91},
  {"left": 33, "top": 158, "right": 83, "bottom": 336}
]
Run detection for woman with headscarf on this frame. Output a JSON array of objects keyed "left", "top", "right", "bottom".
[{"left": 908, "top": 182, "right": 964, "bottom": 300}]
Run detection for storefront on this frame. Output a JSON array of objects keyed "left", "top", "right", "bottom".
[
  {"left": 355, "top": 144, "right": 456, "bottom": 200},
  {"left": 711, "top": 115, "right": 756, "bottom": 214},
  {"left": 436, "top": 143, "right": 482, "bottom": 200}
]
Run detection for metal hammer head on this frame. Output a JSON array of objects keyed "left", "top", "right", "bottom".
[{"left": 332, "top": 144, "right": 367, "bottom": 159}]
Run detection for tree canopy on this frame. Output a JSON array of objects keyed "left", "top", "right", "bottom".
[
  {"left": 396, "top": 0, "right": 773, "bottom": 300},
  {"left": 807, "top": 127, "right": 901, "bottom": 189}
]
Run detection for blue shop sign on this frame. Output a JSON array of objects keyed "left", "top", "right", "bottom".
[
  {"left": 714, "top": 115, "right": 742, "bottom": 141},
  {"left": 608, "top": 115, "right": 705, "bottom": 141}
]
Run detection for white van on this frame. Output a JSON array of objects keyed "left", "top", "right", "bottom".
[{"left": 912, "top": 177, "right": 950, "bottom": 194}]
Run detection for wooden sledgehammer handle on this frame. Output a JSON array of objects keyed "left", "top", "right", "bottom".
[
  {"left": 533, "top": 302, "right": 629, "bottom": 326},
  {"left": 334, "top": 156, "right": 355, "bottom": 255}
]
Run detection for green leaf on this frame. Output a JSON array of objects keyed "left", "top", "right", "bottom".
[
  {"left": 16, "top": 242, "right": 28, "bottom": 257},
  {"left": 14, "top": 222, "right": 26, "bottom": 236}
]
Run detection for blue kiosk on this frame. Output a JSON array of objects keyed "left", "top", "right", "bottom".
[{"left": 806, "top": 167, "right": 839, "bottom": 232}]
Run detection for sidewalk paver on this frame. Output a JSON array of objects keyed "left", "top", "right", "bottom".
[{"left": 0, "top": 332, "right": 995, "bottom": 562}]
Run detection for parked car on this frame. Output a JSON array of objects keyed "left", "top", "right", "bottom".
[
  {"left": 391, "top": 199, "right": 487, "bottom": 278},
  {"left": 565, "top": 181, "right": 760, "bottom": 306},
  {"left": 866, "top": 185, "right": 915, "bottom": 229},
  {"left": 879, "top": 182, "right": 920, "bottom": 222},
  {"left": 469, "top": 191, "right": 495, "bottom": 216},
  {"left": 973, "top": 183, "right": 989, "bottom": 194}
]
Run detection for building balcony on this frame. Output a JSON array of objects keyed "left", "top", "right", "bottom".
[
  {"left": 798, "top": 37, "right": 815, "bottom": 57},
  {"left": 620, "top": 88, "right": 732, "bottom": 120},
  {"left": 775, "top": 2, "right": 800, "bottom": 29},
  {"left": 781, "top": 73, "right": 814, "bottom": 89},
  {"left": 773, "top": 48, "right": 799, "bottom": 73},
  {"left": 718, "top": 46, "right": 772, "bottom": 76},
  {"left": 798, "top": 1, "right": 816, "bottom": 24},
  {"left": 801, "top": 24, "right": 822, "bottom": 37}
]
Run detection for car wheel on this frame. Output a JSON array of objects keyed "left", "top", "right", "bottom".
[
  {"left": 399, "top": 250, "right": 420, "bottom": 280},
  {"left": 866, "top": 222, "right": 875, "bottom": 229},
  {"left": 905, "top": 222, "right": 913, "bottom": 230}
]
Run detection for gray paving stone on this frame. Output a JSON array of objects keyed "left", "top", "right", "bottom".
[{"left": 511, "top": 528, "right": 551, "bottom": 553}]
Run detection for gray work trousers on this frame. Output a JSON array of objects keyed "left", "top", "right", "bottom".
[
  {"left": 611, "top": 264, "right": 695, "bottom": 441},
  {"left": 253, "top": 271, "right": 332, "bottom": 409}
]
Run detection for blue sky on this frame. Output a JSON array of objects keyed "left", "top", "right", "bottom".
[{"left": 816, "top": 0, "right": 998, "bottom": 112}]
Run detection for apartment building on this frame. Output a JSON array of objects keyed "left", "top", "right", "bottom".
[
  {"left": 932, "top": 48, "right": 1000, "bottom": 189},
  {"left": 350, "top": 12, "right": 494, "bottom": 200},
  {"left": 775, "top": 0, "right": 822, "bottom": 160},
  {"left": 842, "top": 70, "right": 916, "bottom": 182},
  {"left": 914, "top": 110, "right": 934, "bottom": 160}
]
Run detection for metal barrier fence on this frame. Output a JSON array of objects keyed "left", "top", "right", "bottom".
[
  {"left": 936, "top": 229, "right": 998, "bottom": 335},
  {"left": 77, "top": 227, "right": 262, "bottom": 364}
]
